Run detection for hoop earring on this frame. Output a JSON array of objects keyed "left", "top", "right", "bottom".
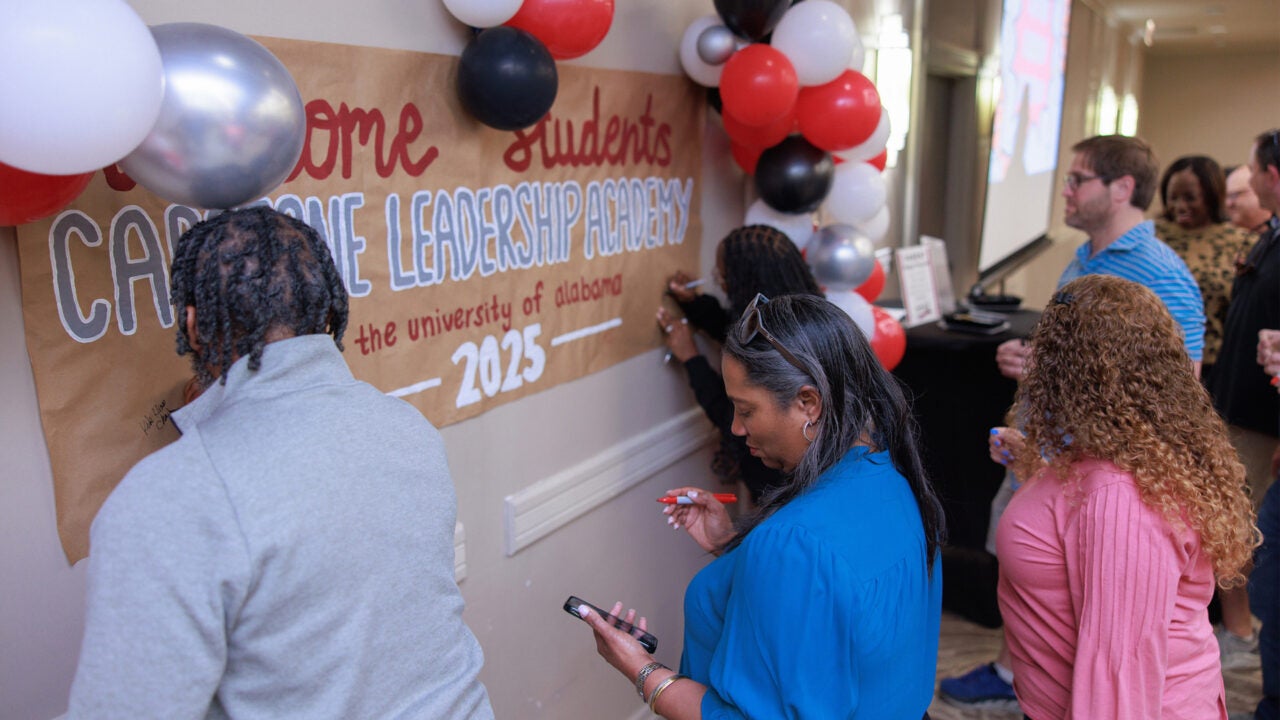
[{"left": 802, "top": 420, "right": 814, "bottom": 442}]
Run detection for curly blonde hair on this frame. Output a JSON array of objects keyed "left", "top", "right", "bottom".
[{"left": 1010, "top": 274, "right": 1259, "bottom": 587}]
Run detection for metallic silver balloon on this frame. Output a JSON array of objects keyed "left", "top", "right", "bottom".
[
  {"left": 120, "top": 23, "right": 305, "bottom": 210},
  {"left": 696, "top": 25, "right": 738, "bottom": 66},
  {"left": 805, "top": 224, "right": 876, "bottom": 291}
]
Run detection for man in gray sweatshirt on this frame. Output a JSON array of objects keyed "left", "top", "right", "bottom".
[{"left": 67, "top": 206, "right": 494, "bottom": 720}]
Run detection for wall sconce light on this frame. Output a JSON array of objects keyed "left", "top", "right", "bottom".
[
  {"left": 1096, "top": 84, "right": 1118, "bottom": 135},
  {"left": 873, "top": 13, "right": 912, "bottom": 169}
]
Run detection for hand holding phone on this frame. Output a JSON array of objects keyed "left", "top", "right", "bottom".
[{"left": 564, "top": 595, "right": 658, "bottom": 653}]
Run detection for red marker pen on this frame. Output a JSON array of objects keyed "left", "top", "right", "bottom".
[{"left": 657, "top": 493, "right": 737, "bottom": 505}]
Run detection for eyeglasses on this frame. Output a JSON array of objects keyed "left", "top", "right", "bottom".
[
  {"left": 739, "top": 294, "right": 810, "bottom": 375},
  {"left": 1063, "top": 172, "right": 1104, "bottom": 191}
]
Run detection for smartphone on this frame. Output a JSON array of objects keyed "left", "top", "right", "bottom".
[{"left": 563, "top": 595, "right": 658, "bottom": 653}]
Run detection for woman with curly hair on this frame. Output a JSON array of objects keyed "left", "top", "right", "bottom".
[{"left": 996, "top": 274, "right": 1258, "bottom": 720}]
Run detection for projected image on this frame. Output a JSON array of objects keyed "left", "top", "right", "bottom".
[{"left": 978, "top": 0, "right": 1071, "bottom": 273}]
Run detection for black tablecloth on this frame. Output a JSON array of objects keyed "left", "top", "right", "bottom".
[{"left": 892, "top": 309, "right": 1041, "bottom": 626}]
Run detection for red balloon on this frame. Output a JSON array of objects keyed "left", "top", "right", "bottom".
[
  {"left": 867, "top": 149, "right": 888, "bottom": 171},
  {"left": 719, "top": 44, "right": 799, "bottom": 129},
  {"left": 796, "top": 70, "right": 882, "bottom": 152},
  {"left": 855, "top": 259, "right": 886, "bottom": 302},
  {"left": 722, "top": 109, "right": 795, "bottom": 150},
  {"left": 869, "top": 305, "right": 906, "bottom": 371},
  {"left": 0, "top": 162, "right": 93, "bottom": 227},
  {"left": 730, "top": 142, "right": 763, "bottom": 175},
  {"left": 506, "top": 0, "right": 614, "bottom": 60}
]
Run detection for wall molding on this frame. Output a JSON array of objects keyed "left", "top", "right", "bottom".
[{"left": 503, "top": 409, "right": 715, "bottom": 556}]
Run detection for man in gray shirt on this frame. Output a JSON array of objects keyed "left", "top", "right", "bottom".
[{"left": 67, "top": 206, "right": 494, "bottom": 719}]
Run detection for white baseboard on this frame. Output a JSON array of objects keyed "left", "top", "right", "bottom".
[{"left": 503, "top": 408, "right": 715, "bottom": 556}]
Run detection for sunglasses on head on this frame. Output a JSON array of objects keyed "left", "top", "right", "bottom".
[{"left": 739, "top": 294, "right": 809, "bottom": 375}]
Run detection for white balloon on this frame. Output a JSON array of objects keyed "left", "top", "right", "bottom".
[
  {"left": 679, "top": 15, "right": 727, "bottom": 87},
  {"left": 824, "top": 162, "right": 886, "bottom": 225},
  {"left": 826, "top": 289, "right": 876, "bottom": 338},
  {"left": 853, "top": 205, "right": 891, "bottom": 244},
  {"left": 770, "top": 0, "right": 859, "bottom": 87},
  {"left": 0, "top": 0, "right": 163, "bottom": 174},
  {"left": 744, "top": 199, "right": 816, "bottom": 248},
  {"left": 442, "top": 0, "right": 524, "bottom": 28},
  {"left": 835, "top": 107, "right": 890, "bottom": 163},
  {"left": 848, "top": 38, "right": 867, "bottom": 74}
]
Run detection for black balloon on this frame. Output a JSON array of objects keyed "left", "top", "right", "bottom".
[
  {"left": 457, "top": 26, "right": 558, "bottom": 132},
  {"left": 754, "top": 136, "right": 834, "bottom": 214},
  {"left": 713, "top": 0, "right": 790, "bottom": 41}
]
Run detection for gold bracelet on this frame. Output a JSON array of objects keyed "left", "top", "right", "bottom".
[{"left": 647, "top": 673, "right": 687, "bottom": 714}]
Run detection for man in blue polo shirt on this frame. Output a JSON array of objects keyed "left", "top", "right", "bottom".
[
  {"left": 940, "top": 134, "right": 1206, "bottom": 710},
  {"left": 998, "top": 134, "right": 1206, "bottom": 377}
]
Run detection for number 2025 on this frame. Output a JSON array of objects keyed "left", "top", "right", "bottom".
[{"left": 451, "top": 323, "right": 546, "bottom": 408}]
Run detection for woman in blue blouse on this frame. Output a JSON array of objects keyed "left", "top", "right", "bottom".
[{"left": 577, "top": 294, "right": 946, "bottom": 718}]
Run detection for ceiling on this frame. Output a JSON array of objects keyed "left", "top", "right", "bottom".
[{"left": 1092, "top": 0, "right": 1280, "bottom": 54}]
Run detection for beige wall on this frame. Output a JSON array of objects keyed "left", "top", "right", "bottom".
[{"left": 1139, "top": 48, "right": 1280, "bottom": 172}]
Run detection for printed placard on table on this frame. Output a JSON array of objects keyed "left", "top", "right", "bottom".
[{"left": 894, "top": 244, "right": 941, "bottom": 328}]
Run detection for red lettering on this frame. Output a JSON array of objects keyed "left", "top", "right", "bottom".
[
  {"left": 352, "top": 320, "right": 397, "bottom": 355},
  {"left": 289, "top": 100, "right": 339, "bottom": 182},
  {"left": 504, "top": 123, "right": 540, "bottom": 172},
  {"left": 501, "top": 87, "right": 674, "bottom": 172},
  {"left": 288, "top": 98, "right": 440, "bottom": 183},
  {"left": 386, "top": 104, "right": 437, "bottom": 177},
  {"left": 603, "top": 117, "right": 621, "bottom": 161},
  {"left": 103, "top": 164, "right": 137, "bottom": 192}
]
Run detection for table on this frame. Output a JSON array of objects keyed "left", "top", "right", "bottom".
[{"left": 892, "top": 309, "right": 1041, "bottom": 626}]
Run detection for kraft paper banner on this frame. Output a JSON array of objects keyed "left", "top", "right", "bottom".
[{"left": 16, "top": 36, "right": 704, "bottom": 562}]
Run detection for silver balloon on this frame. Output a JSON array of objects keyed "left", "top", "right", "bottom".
[
  {"left": 805, "top": 224, "right": 876, "bottom": 291},
  {"left": 121, "top": 23, "right": 305, "bottom": 210},
  {"left": 696, "top": 25, "right": 738, "bottom": 66}
]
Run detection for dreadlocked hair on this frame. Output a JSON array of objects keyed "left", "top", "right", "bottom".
[
  {"left": 1010, "top": 274, "right": 1259, "bottom": 587},
  {"left": 719, "top": 224, "right": 824, "bottom": 316},
  {"left": 170, "top": 205, "right": 349, "bottom": 387}
]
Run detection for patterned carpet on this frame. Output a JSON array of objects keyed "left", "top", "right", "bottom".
[{"left": 929, "top": 611, "right": 1265, "bottom": 719}]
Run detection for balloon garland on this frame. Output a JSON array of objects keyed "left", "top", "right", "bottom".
[
  {"left": 0, "top": 5, "right": 308, "bottom": 219},
  {"left": 0, "top": 163, "right": 93, "bottom": 227},
  {"left": 445, "top": 0, "right": 616, "bottom": 131},
  {"left": 0, "top": 0, "right": 615, "bottom": 223},
  {"left": 0, "top": 0, "right": 903, "bottom": 368},
  {"left": 676, "top": 0, "right": 904, "bottom": 370},
  {"left": 121, "top": 23, "right": 308, "bottom": 210}
]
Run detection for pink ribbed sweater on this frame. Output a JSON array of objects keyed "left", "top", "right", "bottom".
[{"left": 996, "top": 459, "right": 1227, "bottom": 720}]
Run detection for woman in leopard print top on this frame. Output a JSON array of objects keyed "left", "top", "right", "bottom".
[{"left": 1156, "top": 155, "right": 1256, "bottom": 378}]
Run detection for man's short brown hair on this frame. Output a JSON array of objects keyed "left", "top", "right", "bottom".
[{"left": 1072, "top": 135, "right": 1159, "bottom": 210}]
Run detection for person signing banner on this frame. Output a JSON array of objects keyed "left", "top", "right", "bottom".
[{"left": 67, "top": 207, "right": 494, "bottom": 719}]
